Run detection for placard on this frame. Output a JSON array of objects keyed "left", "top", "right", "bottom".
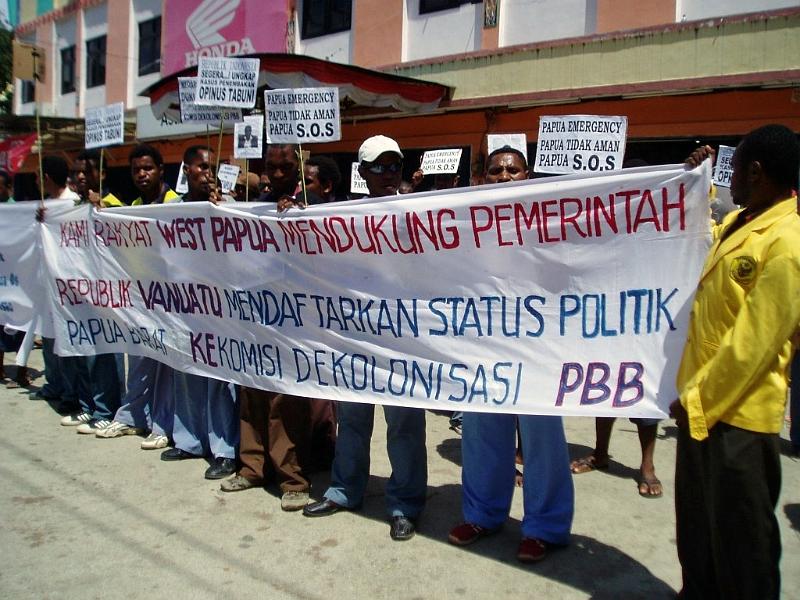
[
  {"left": 217, "top": 163, "right": 240, "bottom": 193},
  {"left": 712, "top": 145, "right": 735, "bottom": 188},
  {"left": 194, "top": 57, "right": 260, "bottom": 108},
  {"left": 234, "top": 115, "right": 263, "bottom": 160},
  {"left": 350, "top": 162, "right": 368, "bottom": 195},
  {"left": 420, "top": 149, "right": 462, "bottom": 175},
  {"left": 85, "top": 102, "right": 125, "bottom": 149},
  {"left": 179, "top": 77, "right": 242, "bottom": 124},
  {"left": 175, "top": 162, "right": 188, "bottom": 194},
  {"left": 487, "top": 134, "right": 527, "bottom": 159},
  {"left": 265, "top": 87, "right": 341, "bottom": 144},
  {"left": 535, "top": 115, "right": 627, "bottom": 175}
]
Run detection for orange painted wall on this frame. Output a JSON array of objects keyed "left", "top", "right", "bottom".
[
  {"left": 352, "top": 0, "right": 403, "bottom": 68},
  {"left": 105, "top": 0, "right": 130, "bottom": 104},
  {"left": 596, "top": 0, "right": 676, "bottom": 33}
]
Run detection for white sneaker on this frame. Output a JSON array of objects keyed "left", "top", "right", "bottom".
[
  {"left": 60, "top": 412, "right": 92, "bottom": 427},
  {"left": 95, "top": 421, "right": 144, "bottom": 438},
  {"left": 140, "top": 433, "right": 169, "bottom": 450},
  {"left": 76, "top": 419, "right": 113, "bottom": 435}
]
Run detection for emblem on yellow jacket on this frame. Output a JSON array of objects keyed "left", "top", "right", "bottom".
[{"left": 730, "top": 256, "right": 757, "bottom": 285}]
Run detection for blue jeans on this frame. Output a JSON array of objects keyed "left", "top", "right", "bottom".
[
  {"left": 61, "top": 353, "right": 124, "bottom": 421},
  {"left": 324, "top": 402, "right": 427, "bottom": 518},
  {"left": 114, "top": 356, "right": 174, "bottom": 434},
  {"left": 170, "top": 372, "right": 238, "bottom": 459},
  {"left": 461, "top": 412, "right": 574, "bottom": 544},
  {"left": 40, "top": 337, "right": 64, "bottom": 399}
]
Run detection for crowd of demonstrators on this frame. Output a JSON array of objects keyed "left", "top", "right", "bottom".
[{"left": 2, "top": 124, "right": 798, "bottom": 592}]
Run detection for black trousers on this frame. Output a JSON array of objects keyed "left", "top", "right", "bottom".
[{"left": 675, "top": 421, "right": 781, "bottom": 600}]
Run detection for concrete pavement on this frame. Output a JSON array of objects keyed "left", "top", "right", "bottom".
[{"left": 1, "top": 351, "right": 798, "bottom": 599}]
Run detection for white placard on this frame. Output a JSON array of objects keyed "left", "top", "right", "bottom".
[
  {"left": 85, "top": 102, "right": 125, "bottom": 149},
  {"left": 535, "top": 115, "right": 627, "bottom": 175},
  {"left": 712, "top": 145, "right": 735, "bottom": 188},
  {"left": 350, "top": 162, "right": 368, "bottom": 195},
  {"left": 175, "top": 162, "right": 188, "bottom": 194},
  {"left": 179, "top": 77, "right": 243, "bottom": 124},
  {"left": 234, "top": 115, "right": 263, "bottom": 159},
  {"left": 195, "top": 57, "right": 260, "bottom": 108},
  {"left": 488, "top": 134, "right": 527, "bottom": 159},
  {"left": 217, "top": 163, "right": 240, "bottom": 193},
  {"left": 265, "top": 87, "right": 341, "bottom": 144},
  {"left": 28, "top": 162, "right": 713, "bottom": 418},
  {"left": 420, "top": 149, "right": 462, "bottom": 175}
]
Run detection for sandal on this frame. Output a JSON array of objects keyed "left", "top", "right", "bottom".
[
  {"left": 637, "top": 475, "right": 663, "bottom": 499},
  {"left": 570, "top": 455, "right": 609, "bottom": 474},
  {"left": 448, "top": 522, "right": 500, "bottom": 546}
]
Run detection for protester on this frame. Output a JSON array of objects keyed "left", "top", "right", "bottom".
[
  {"left": 95, "top": 144, "right": 179, "bottom": 450},
  {"left": 71, "top": 149, "right": 124, "bottom": 207},
  {"left": 221, "top": 142, "right": 337, "bottom": 510},
  {"left": 0, "top": 169, "right": 15, "bottom": 202},
  {"left": 447, "top": 145, "right": 574, "bottom": 562},
  {"left": 232, "top": 171, "right": 260, "bottom": 201},
  {"left": 40, "top": 156, "right": 80, "bottom": 201},
  {"left": 303, "top": 135, "right": 428, "bottom": 542},
  {"left": 672, "top": 125, "right": 800, "bottom": 599},
  {"left": 792, "top": 351, "right": 800, "bottom": 456},
  {"left": 59, "top": 152, "right": 126, "bottom": 432},
  {"left": 153, "top": 145, "right": 236, "bottom": 478},
  {"left": 303, "top": 155, "right": 341, "bottom": 203}
]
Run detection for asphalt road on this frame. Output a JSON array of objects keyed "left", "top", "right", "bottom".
[{"left": 1, "top": 351, "right": 798, "bottom": 599}]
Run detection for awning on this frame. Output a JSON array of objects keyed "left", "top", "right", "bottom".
[{"left": 141, "top": 53, "right": 452, "bottom": 122}]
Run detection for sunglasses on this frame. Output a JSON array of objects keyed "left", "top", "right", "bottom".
[{"left": 365, "top": 161, "right": 402, "bottom": 175}]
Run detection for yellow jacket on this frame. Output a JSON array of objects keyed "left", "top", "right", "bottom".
[
  {"left": 132, "top": 188, "right": 180, "bottom": 206},
  {"left": 677, "top": 196, "right": 800, "bottom": 440}
]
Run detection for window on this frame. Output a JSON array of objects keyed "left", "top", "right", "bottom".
[
  {"left": 301, "top": 0, "right": 351, "bottom": 39},
  {"left": 61, "top": 45, "right": 76, "bottom": 94},
  {"left": 85, "top": 35, "right": 106, "bottom": 88},
  {"left": 419, "top": 0, "right": 481, "bottom": 14},
  {"left": 20, "top": 80, "right": 35, "bottom": 103},
  {"left": 138, "top": 16, "right": 161, "bottom": 76}
]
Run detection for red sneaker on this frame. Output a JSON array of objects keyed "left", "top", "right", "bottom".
[
  {"left": 447, "top": 522, "right": 499, "bottom": 546},
  {"left": 517, "top": 537, "right": 548, "bottom": 563}
]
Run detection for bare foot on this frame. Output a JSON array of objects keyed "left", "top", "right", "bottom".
[{"left": 570, "top": 455, "right": 609, "bottom": 474}]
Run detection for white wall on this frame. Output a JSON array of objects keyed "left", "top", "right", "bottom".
[
  {"left": 677, "top": 0, "right": 799, "bottom": 22},
  {"left": 82, "top": 3, "right": 108, "bottom": 110},
  {"left": 500, "top": 0, "right": 597, "bottom": 47},
  {"left": 55, "top": 16, "right": 78, "bottom": 118},
  {"left": 403, "top": 0, "right": 481, "bottom": 62},
  {"left": 132, "top": 0, "right": 162, "bottom": 105}
]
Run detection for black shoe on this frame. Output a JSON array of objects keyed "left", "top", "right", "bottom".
[
  {"left": 160, "top": 448, "right": 200, "bottom": 462},
  {"left": 390, "top": 516, "right": 416, "bottom": 541},
  {"left": 205, "top": 457, "right": 237, "bottom": 480},
  {"left": 302, "top": 499, "right": 348, "bottom": 518}
]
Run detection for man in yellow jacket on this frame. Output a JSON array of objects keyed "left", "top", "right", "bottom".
[{"left": 672, "top": 124, "right": 800, "bottom": 600}]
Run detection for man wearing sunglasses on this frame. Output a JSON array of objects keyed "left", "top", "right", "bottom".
[{"left": 304, "top": 135, "right": 428, "bottom": 542}]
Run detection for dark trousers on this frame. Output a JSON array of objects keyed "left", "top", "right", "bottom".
[
  {"left": 675, "top": 421, "right": 781, "bottom": 600},
  {"left": 238, "top": 387, "right": 335, "bottom": 493}
]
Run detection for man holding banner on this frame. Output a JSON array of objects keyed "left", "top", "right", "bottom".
[
  {"left": 72, "top": 149, "right": 123, "bottom": 208},
  {"left": 158, "top": 145, "right": 237, "bottom": 479},
  {"left": 448, "top": 145, "right": 574, "bottom": 563},
  {"left": 303, "top": 135, "right": 428, "bottom": 542},
  {"left": 673, "top": 125, "right": 800, "bottom": 599}
]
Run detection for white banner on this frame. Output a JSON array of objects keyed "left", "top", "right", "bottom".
[
  {"left": 535, "top": 115, "right": 627, "bottom": 175},
  {"left": 85, "top": 102, "right": 125, "bottom": 149},
  {"left": 11, "top": 165, "right": 712, "bottom": 418},
  {"left": 195, "top": 57, "right": 260, "bottom": 108},
  {"left": 0, "top": 201, "right": 72, "bottom": 337},
  {"left": 488, "top": 134, "right": 527, "bottom": 159},
  {"left": 421, "top": 149, "right": 462, "bottom": 175},
  {"left": 234, "top": 115, "right": 263, "bottom": 159},
  {"left": 217, "top": 164, "right": 240, "bottom": 193},
  {"left": 265, "top": 87, "right": 341, "bottom": 144},
  {"left": 178, "top": 77, "right": 243, "bottom": 124},
  {"left": 712, "top": 145, "right": 735, "bottom": 188}
]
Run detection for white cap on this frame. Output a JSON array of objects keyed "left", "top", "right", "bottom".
[{"left": 358, "top": 135, "right": 403, "bottom": 163}]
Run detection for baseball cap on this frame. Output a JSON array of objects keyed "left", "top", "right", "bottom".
[{"left": 358, "top": 135, "right": 403, "bottom": 163}]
